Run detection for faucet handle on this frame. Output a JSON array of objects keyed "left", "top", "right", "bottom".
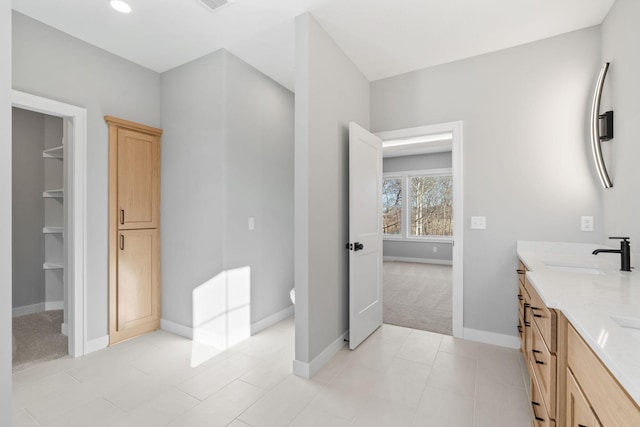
[{"left": 609, "top": 236, "right": 630, "bottom": 242}]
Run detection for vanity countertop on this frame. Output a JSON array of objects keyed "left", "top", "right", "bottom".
[{"left": 517, "top": 241, "right": 640, "bottom": 406}]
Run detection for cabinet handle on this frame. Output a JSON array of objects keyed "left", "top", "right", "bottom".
[
  {"left": 531, "top": 401, "right": 545, "bottom": 422},
  {"left": 516, "top": 269, "right": 525, "bottom": 274},
  {"left": 517, "top": 294, "right": 524, "bottom": 301},
  {"left": 120, "top": 209, "right": 125, "bottom": 224},
  {"left": 524, "top": 321, "right": 531, "bottom": 327},
  {"left": 530, "top": 306, "right": 543, "bottom": 318},
  {"left": 517, "top": 325, "right": 523, "bottom": 333},
  {"left": 120, "top": 235, "right": 124, "bottom": 250},
  {"left": 532, "top": 349, "right": 545, "bottom": 365}
]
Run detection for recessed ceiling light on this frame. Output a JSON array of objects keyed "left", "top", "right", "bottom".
[{"left": 110, "top": 0, "right": 132, "bottom": 14}]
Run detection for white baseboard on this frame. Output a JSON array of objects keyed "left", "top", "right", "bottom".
[
  {"left": 61, "top": 323, "right": 68, "bottom": 336},
  {"left": 12, "top": 302, "right": 45, "bottom": 317},
  {"left": 45, "top": 301, "right": 64, "bottom": 311},
  {"left": 463, "top": 328, "right": 520, "bottom": 349},
  {"left": 293, "top": 331, "right": 347, "bottom": 379},
  {"left": 251, "top": 305, "right": 294, "bottom": 335},
  {"left": 85, "top": 335, "right": 109, "bottom": 355},
  {"left": 383, "top": 256, "right": 453, "bottom": 266},
  {"left": 161, "top": 319, "right": 194, "bottom": 339}
]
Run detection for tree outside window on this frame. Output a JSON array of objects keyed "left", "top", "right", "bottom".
[
  {"left": 382, "top": 177, "right": 402, "bottom": 235},
  {"left": 410, "top": 175, "right": 452, "bottom": 236}
]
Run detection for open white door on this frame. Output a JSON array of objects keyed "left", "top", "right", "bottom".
[{"left": 348, "top": 122, "right": 383, "bottom": 350}]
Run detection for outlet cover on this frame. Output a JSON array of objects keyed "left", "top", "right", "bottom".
[
  {"left": 471, "top": 216, "right": 486, "bottom": 230},
  {"left": 581, "top": 216, "right": 594, "bottom": 232}
]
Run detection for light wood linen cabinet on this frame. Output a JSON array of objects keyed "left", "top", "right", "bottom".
[{"left": 106, "top": 116, "right": 161, "bottom": 345}]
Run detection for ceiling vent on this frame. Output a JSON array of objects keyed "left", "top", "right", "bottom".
[{"left": 198, "top": 0, "right": 233, "bottom": 12}]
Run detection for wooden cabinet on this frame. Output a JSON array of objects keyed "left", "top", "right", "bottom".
[
  {"left": 106, "top": 116, "right": 162, "bottom": 345},
  {"left": 566, "top": 369, "right": 601, "bottom": 427},
  {"left": 566, "top": 323, "right": 640, "bottom": 427}
]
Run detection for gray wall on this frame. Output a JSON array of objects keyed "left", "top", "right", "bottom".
[
  {"left": 1, "top": 0, "right": 11, "bottom": 421},
  {"left": 294, "top": 13, "right": 370, "bottom": 364},
  {"left": 12, "top": 108, "right": 45, "bottom": 309},
  {"left": 161, "top": 49, "right": 294, "bottom": 329},
  {"left": 601, "top": 0, "right": 640, "bottom": 246},
  {"left": 161, "top": 51, "right": 226, "bottom": 328},
  {"left": 224, "top": 53, "right": 295, "bottom": 323},
  {"left": 371, "top": 27, "right": 603, "bottom": 337},
  {"left": 12, "top": 12, "right": 162, "bottom": 340},
  {"left": 383, "top": 152, "right": 453, "bottom": 262}
]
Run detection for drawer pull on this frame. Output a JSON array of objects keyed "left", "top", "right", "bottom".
[
  {"left": 517, "top": 269, "right": 525, "bottom": 274},
  {"left": 517, "top": 325, "right": 523, "bottom": 333},
  {"left": 524, "top": 321, "right": 531, "bottom": 327},
  {"left": 531, "top": 401, "right": 545, "bottom": 422},
  {"left": 532, "top": 349, "right": 545, "bottom": 365},
  {"left": 530, "top": 306, "right": 543, "bottom": 318},
  {"left": 518, "top": 294, "right": 524, "bottom": 301}
]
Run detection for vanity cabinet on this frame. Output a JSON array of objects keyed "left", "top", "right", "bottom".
[{"left": 566, "top": 323, "right": 640, "bottom": 427}]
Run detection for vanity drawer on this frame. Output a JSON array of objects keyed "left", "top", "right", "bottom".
[
  {"left": 526, "top": 278, "right": 556, "bottom": 353},
  {"left": 531, "top": 320, "right": 557, "bottom": 417},
  {"left": 517, "top": 261, "right": 527, "bottom": 285},
  {"left": 567, "top": 324, "right": 640, "bottom": 427},
  {"left": 531, "top": 365, "right": 556, "bottom": 427}
]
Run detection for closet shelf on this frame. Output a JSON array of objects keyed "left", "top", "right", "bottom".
[
  {"left": 43, "top": 262, "right": 64, "bottom": 270},
  {"left": 43, "top": 145, "right": 64, "bottom": 159},
  {"left": 43, "top": 226, "right": 64, "bottom": 234},
  {"left": 43, "top": 189, "right": 63, "bottom": 198}
]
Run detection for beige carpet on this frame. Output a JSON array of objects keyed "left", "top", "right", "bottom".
[
  {"left": 12, "top": 309, "right": 68, "bottom": 372},
  {"left": 383, "top": 261, "right": 453, "bottom": 335}
]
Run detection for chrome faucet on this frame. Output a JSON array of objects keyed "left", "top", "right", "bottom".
[{"left": 592, "top": 237, "right": 631, "bottom": 272}]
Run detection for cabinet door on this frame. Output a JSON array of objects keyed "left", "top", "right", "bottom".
[
  {"left": 567, "top": 369, "right": 601, "bottom": 427},
  {"left": 115, "top": 229, "right": 160, "bottom": 336},
  {"left": 117, "top": 128, "right": 159, "bottom": 229}
]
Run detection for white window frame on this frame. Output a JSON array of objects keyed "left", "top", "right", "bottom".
[{"left": 383, "top": 168, "right": 453, "bottom": 243}]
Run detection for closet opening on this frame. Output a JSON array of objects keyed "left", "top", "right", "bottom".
[{"left": 11, "top": 91, "right": 88, "bottom": 367}]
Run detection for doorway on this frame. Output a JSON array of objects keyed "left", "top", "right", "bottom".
[
  {"left": 12, "top": 90, "right": 88, "bottom": 359},
  {"left": 376, "top": 121, "right": 463, "bottom": 338}
]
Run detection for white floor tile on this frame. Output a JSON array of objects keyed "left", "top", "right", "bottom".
[
  {"left": 47, "top": 398, "right": 124, "bottom": 427},
  {"left": 112, "top": 388, "right": 199, "bottom": 427},
  {"left": 238, "top": 375, "right": 322, "bottom": 427},
  {"left": 396, "top": 331, "right": 443, "bottom": 365},
  {"left": 412, "top": 386, "right": 474, "bottom": 427},
  {"left": 168, "top": 380, "right": 265, "bottom": 427},
  {"left": 12, "top": 409, "right": 41, "bottom": 427},
  {"left": 426, "top": 351, "right": 477, "bottom": 396}
]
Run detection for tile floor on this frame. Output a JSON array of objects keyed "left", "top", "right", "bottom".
[{"left": 12, "top": 317, "right": 532, "bottom": 426}]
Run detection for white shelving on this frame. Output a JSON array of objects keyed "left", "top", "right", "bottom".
[
  {"left": 43, "top": 262, "right": 64, "bottom": 270},
  {"left": 43, "top": 226, "right": 64, "bottom": 234},
  {"left": 42, "top": 145, "right": 64, "bottom": 159},
  {"left": 43, "top": 189, "right": 63, "bottom": 198}
]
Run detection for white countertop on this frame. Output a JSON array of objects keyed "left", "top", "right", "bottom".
[{"left": 517, "top": 241, "right": 640, "bottom": 405}]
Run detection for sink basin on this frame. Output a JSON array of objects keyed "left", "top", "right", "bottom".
[
  {"left": 544, "top": 263, "right": 603, "bottom": 275},
  {"left": 610, "top": 316, "right": 640, "bottom": 341}
]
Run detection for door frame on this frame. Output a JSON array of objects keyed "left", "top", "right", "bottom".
[
  {"left": 12, "top": 90, "right": 87, "bottom": 357},
  {"left": 376, "top": 120, "right": 464, "bottom": 338}
]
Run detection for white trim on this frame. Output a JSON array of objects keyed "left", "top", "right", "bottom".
[
  {"left": 383, "top": 256, "right": 452, "bottom": 266},
  {"left": 463, "top": 328, "right": 520, "bottom": 349},
  {"left": 12, "top": 90, "right": 88, "bottom": 357},
  {"left": 44, "top": 301, "right": 64, "bottom": 311},
  {"left": 377, "top": 121, "right": 464, "bottom": 338},
  {"left": 61, "top": 323, "right": 68, "bottom": 336},
  {"left": 383, "top": 236, "right": 453, "bottom": 243},
  {"left": 161, "top": 318, "right": 193, "bottom": 339},
  {"left": 12, "top": 303, "right": 45, "bottom": 317},
  {"left": 251, "top": 305, "right": 294, "bottom": 335},
  {"left": 293, "top": 330, "right": 347, "bottom": 379},
  {"left": 84, "top": 335, "right": 109, "bottom": 355}
]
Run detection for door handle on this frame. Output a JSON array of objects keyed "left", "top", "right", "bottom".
[{"left": 345, "top": 242, "right": 364, "bottom": 251}]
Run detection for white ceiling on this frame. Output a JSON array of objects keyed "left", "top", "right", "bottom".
[{"left": 12, "top": 0, "right": 615, "bottom": 91}]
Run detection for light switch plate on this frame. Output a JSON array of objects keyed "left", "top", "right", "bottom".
[
  {"left": 248, "top": 217, "right": 255, "bottom": 230},
  {"left": 471, "top": 216, "right": 486, "bottom": 230}
]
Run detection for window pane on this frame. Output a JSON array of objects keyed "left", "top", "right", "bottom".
[
  {"left": 382, "top": 177, "right": 402, "bottom": 235},
  {"left": 410, "top": 175, "right": 453, "bottom": 236}
]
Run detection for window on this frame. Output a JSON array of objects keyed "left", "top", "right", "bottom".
[
  {"left": 382, "top": 177, "right": 402, "bottom": 235},
  {"left": 383, "top": 169, "right": 453, "bottom": 239},
  {"left": 410, "top": 175, "right": 452, "bottom": 237}
]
